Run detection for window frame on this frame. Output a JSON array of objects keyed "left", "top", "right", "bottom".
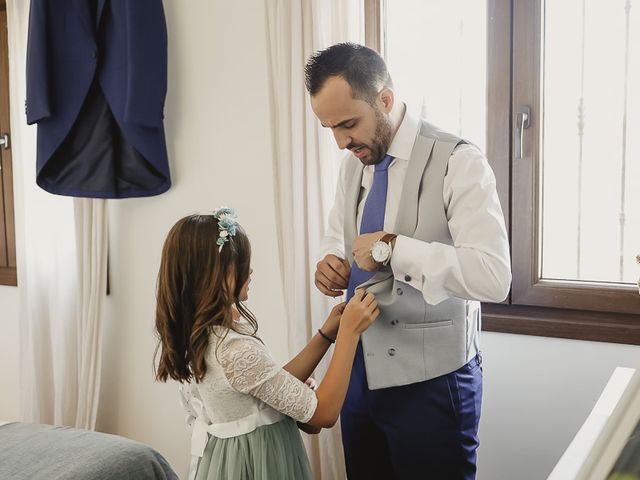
[
  {"left": 0, "top": 0, "right": 17, "bottom": 287},
  {"left": 365, "top": 0, "right": 640, "bottom": 345},
  {"left": 511, "top": 0, "right": 640, "bottom": 316}
]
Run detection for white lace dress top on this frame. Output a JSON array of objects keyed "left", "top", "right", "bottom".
[{"left": 179, "top": 323, "right": 318, "bottom": 459}]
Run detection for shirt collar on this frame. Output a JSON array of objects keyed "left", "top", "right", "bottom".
[{"left": 386, "top": 103, "right": 419, "bottom": 162}]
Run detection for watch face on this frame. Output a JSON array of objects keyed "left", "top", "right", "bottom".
[{"left": 372, "top": 241, "right": 390, "bottom": 263}]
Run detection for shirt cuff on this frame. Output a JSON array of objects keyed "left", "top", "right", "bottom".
[
  {"left": 390, "top": 235, "right": 423, "bottom": 289},
  {"left": 390, "top": 235, "right": 451, "bottom": 305}
]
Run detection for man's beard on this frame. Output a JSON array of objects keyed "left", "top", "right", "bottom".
[{"left": 361, "top": 107, "right": 394, "bottom": 166}]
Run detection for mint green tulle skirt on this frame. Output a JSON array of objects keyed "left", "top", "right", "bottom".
[{"left": 193, "top": 417, "right": 313, "bottom": 480}]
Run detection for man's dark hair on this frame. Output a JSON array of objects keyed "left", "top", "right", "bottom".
[{"left": 304, "top": 43, "right": 393, "bottom": 103}]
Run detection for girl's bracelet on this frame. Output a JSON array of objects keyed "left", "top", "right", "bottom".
[{"left": 318, "top": 328, "right": 336, "bottom": 344}]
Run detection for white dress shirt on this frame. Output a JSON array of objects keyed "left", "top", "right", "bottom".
[{"left": 320, "top": 106, "right": 512, "bottom": 306}]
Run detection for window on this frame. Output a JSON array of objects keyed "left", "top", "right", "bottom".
[
  {"left": 0, "top": 1, "right": 17, "bottom": 286},
  {"left": 366, "top": 0, "right": 640, "bottom": 344},
  {"left": 384, "top": 0, "right": 488, "bottom": 152}
]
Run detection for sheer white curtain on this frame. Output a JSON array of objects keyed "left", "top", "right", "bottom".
[
  {"left": 7, "top": 0, "right": 108, "bottom": 430},
  {"left": 265, "top": 1, "right": 362, "bottom": 478}
]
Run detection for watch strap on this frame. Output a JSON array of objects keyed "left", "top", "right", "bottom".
[{"left": 380, "top": 233, "right": 397, "bottom": 245}]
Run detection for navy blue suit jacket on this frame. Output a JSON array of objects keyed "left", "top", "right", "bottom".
[{"left": 26, "top": 0, "right": 171, "bottom": 198}]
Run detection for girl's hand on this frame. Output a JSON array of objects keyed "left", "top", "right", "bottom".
[
  {"left": 321, "top": 302, "right": 346, "bottom": 339},
  {"left": 339, "top": 289, "right": 379, "bottom": 337}
]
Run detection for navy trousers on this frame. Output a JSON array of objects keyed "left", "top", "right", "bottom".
[{"left": 340, "top": 343, "right": 483, "bottom": 480}]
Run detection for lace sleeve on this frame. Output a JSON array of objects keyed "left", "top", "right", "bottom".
[{"left": 218, "top": 334, "right": 318, "bottom": 423}]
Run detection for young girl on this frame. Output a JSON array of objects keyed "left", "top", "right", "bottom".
[{"left": 154, "top": 209, "right": 379, "bottom": 480}]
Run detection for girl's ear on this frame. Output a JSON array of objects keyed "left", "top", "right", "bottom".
[
  {"left": 225, "top": 266, "right": 236, "bottom": 293},
  {"left": 226, "top": 273, "right": 232, "bottom": 290}
]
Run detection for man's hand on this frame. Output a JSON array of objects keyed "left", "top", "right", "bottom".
[
  {"left": 315, "top": 254, "right": 351, "bottom": 297},
  {"left": 352, "top": 231, "right": 386, "bottom": 272}
]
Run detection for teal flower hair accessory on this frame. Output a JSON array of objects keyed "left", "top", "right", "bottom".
[{"left": 213, "top": 206, "right": 238, "bottom": 251}]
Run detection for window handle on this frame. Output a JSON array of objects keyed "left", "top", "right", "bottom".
[
  {"left": 0, "top": 133, "right": 9, "bottom": 150},
  {"left": 637, "top": 254, "right": 640, "bottom": 295},
  {"left": 515, "top": 106, "right": 530, "bottom": 160}
]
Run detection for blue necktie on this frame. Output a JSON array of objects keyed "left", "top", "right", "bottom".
[{"left": 346, "top": 154, "right": 393, "bottom": 301}]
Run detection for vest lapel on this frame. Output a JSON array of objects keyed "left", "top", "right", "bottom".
[
  {"left": 343, "top": 160, "right": 364, "bottom": 264},
  {"left": 393, "top": 133, "right": 435, "bottom": 237}
]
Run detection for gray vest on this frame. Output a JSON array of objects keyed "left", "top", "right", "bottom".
[{"left": 344, "top": 120, "right": 480, "bottom": 390}]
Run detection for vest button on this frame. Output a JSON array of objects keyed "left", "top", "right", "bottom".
[
  {"left": 404, "top": 274, "right": 412, "bottom": 282},
  {"left": 387, "top": 348, "right": 396, "bottom": 356},
  {"left": 396, "top": 288, "right": 403, "bottom": 296}
]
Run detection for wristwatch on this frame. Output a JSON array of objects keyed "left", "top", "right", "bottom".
[{"left": 371, "top": 233, "right": 397, "bottom": 266}]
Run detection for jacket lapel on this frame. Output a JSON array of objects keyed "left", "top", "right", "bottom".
[
  {"left": 72, "top": 0, "right": 95, "bottom": 38},
  {"left": 96, "top": 0, "right": 108, "bottom": 27}
]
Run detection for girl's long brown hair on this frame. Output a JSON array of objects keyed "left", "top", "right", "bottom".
[{"left": 154, "top": 214, "right": 257, "bottom": 383}]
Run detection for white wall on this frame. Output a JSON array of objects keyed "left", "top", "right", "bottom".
[
  {"left": 1, "top": 2, "right": 639, "bottom": 480},
  {"left": 478, "top": 332, "right": 640, "bottom": 480}
]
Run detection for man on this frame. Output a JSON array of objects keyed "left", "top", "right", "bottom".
[{"left": 306, "top": 43, "right": 511, "bottom": 479}]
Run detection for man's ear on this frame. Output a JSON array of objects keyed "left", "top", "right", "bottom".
[{"left": 378, "top": 87, "right": 394, "bottom": 113}]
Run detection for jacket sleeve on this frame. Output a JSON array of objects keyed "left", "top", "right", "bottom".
[
  {"left": 26, "top": 0, "right": 52, "bottom": 125},
  {"left": 123, "top": 0, "right": 167, "bottom": 127}
]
